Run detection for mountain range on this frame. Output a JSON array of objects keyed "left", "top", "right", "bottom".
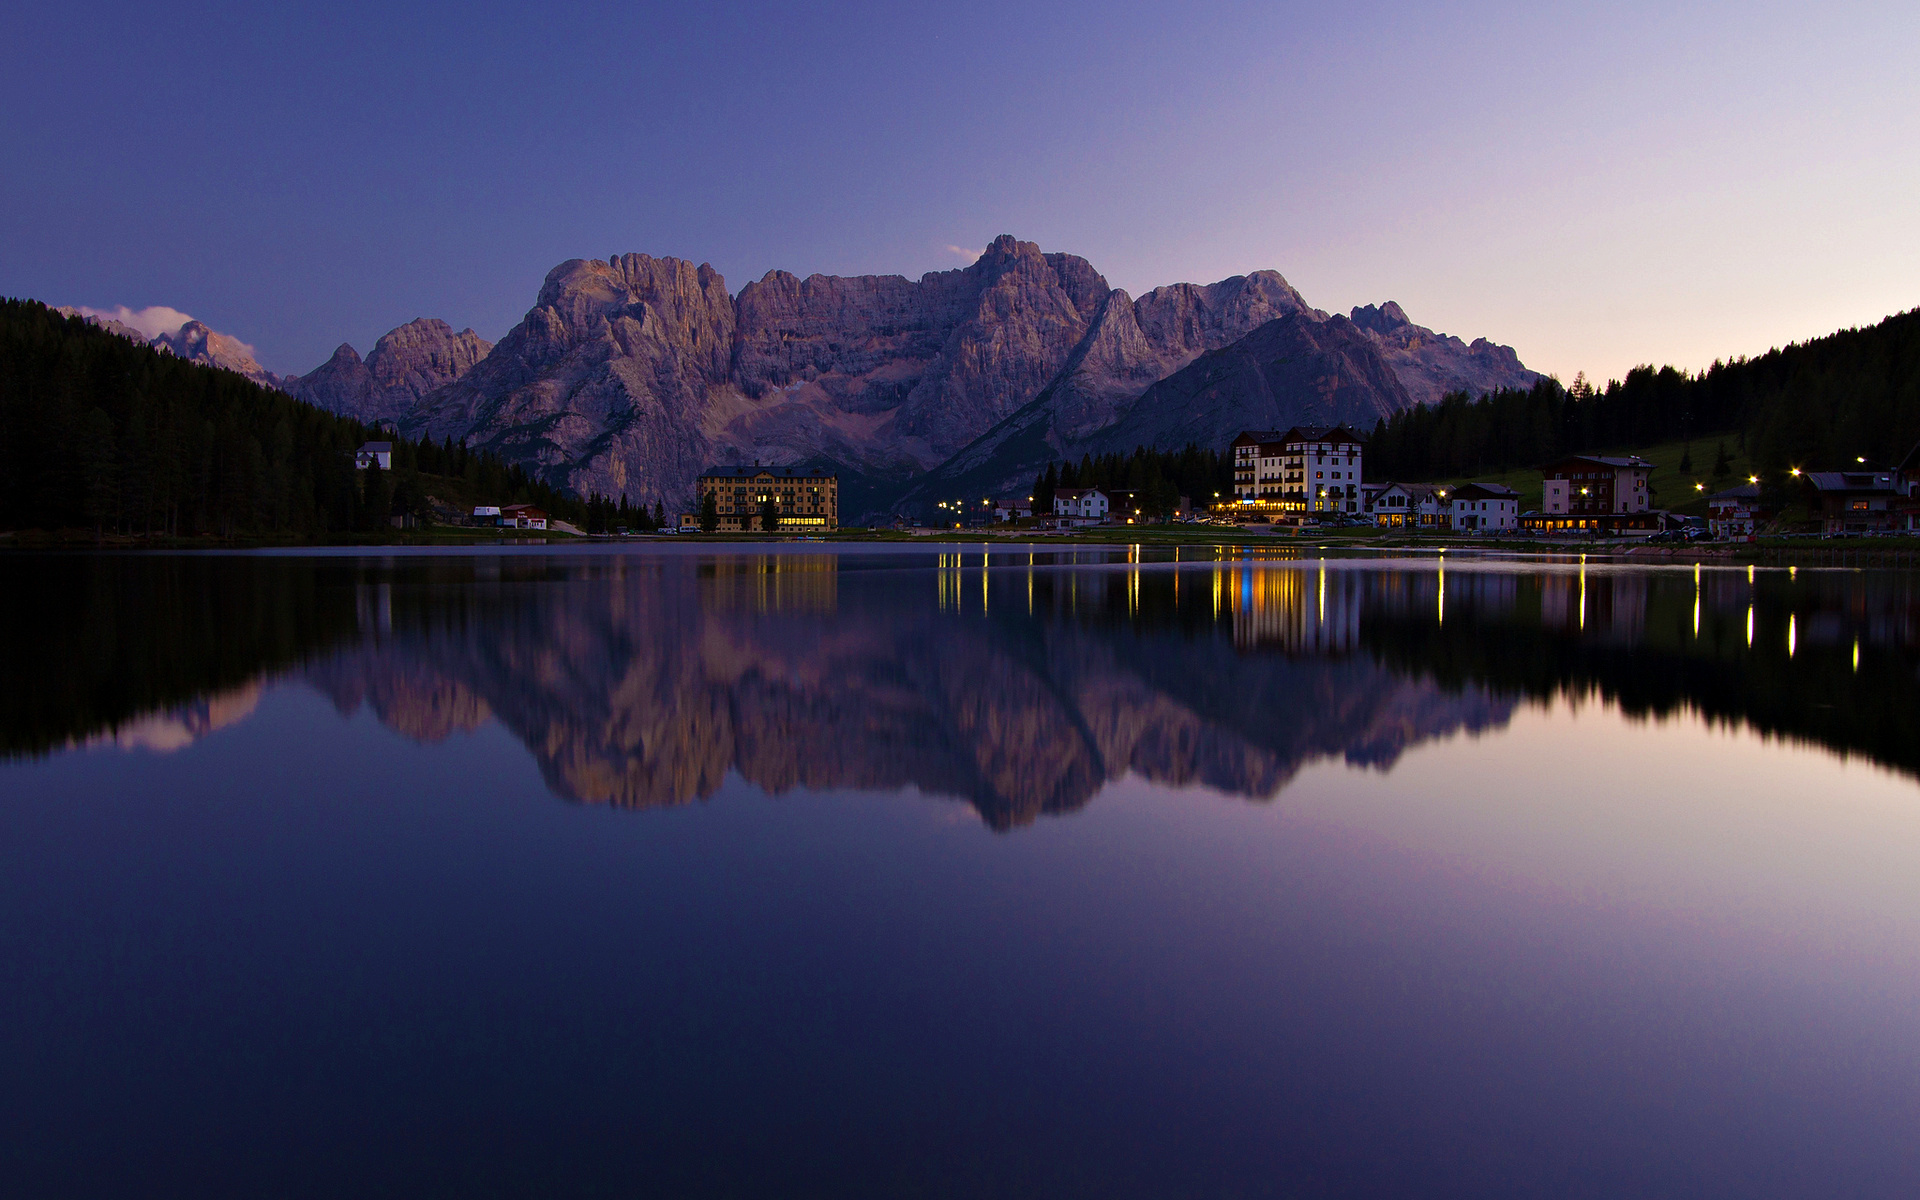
[
  {"left": 56, "top": 306, "right": 286, "bottom": 390},
  {"left": 69, "top": 237, "right": 1539, "bottom": 518}
]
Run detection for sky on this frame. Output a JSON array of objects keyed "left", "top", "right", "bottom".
[{"left": 1, "top": 0, "right": 1914, "bottom": 382}]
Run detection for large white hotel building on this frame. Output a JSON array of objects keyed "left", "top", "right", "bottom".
[{"left": 1230, "top": 425, "right": 1367, "bottom": 516}]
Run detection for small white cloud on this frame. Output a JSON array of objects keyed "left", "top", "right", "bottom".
[
  {"left": 78, "top": 304, "right": 196, "bottom": 341},
  {"left": 944, "top": 245, "right": 984, "bottom": 262}
]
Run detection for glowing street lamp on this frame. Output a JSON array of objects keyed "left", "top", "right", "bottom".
[{"left": 1789, "top": 468, "right": 1801, "bottom": 477}]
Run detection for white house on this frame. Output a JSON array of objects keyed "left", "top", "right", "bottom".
[
  {"left": 1053, "top": 487, "right": 1109, "bottom": 524},
  {"left": 993, "top": 497, "right": 1034, "bottom": 522},
  {"left": 355, "top": 441, "right": 393, "bottom": 470},
  {"left": 472, "top": 505, "right": 502, "bottom": 522},
  {"left": 1449, "top": 483, "right": 1520, "bottom": 532},
  {"left": 1371, "top": 483, "right": 1444, "bottom": 527}
]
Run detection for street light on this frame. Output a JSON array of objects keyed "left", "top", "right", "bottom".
[
  {"left": 1750, "top": 475, "right": 1760, "bottom": 484},
  {"left": 1789, "top": 468, "right": 1801, "bottom": 477}
]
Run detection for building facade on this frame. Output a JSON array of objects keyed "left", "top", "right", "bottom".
[
  {"left": 498, "top": 504, "right": 547, "bottom": 530},
  {"left": 1371, "top": 483, "right": 1443, "bottom": 527},
  {"left": 1541, "top": 455, "right": 1654, "bottom": 517},
  {"left": 1706, "top": 483, "right": 1762, "bottom": 538},
  {"left": 684, "top": 466, "right": 839, "bottom": 532},
  {"left": 1229, "top": 425, "right": 1366, "bottom": 516},
  {"left": 1448, "top": 483, "right": 1520, "bottom": 532},
  {"left": 1053, "top": 488, "right": 1110, "bottom": 523},
  {"left": 355, "top": 441, "right": 393, "bottom": 470},
  {"left": 1801, "top": 470, "right": 1912, "bottom": 534}
]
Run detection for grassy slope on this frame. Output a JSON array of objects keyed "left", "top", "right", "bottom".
[{"left": 1424, "top": 435, "right": 1759, "bottom": 516}]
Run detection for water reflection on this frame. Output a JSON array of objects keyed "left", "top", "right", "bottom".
[{"left": 7, "top": 549, "right": 1918, "bottom": 826}]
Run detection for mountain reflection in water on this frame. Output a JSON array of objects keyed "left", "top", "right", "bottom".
[{"left": 8, "top": 548, "right": 1918, "bottom": 825}]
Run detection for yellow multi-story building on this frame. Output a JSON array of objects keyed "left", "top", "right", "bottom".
[{"left": 681, "top": 466, "right": 839, "bottom": 532}]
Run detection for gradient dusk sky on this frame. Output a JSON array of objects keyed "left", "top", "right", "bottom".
[{"left": 2, "top": 0, "right": 1913, "bottom": 382}]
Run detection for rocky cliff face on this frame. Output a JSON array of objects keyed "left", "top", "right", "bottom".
[
  {"left": 390, "top": 239, "right": 1370, "bottom": 509},
  {"left": 396, "top": 237, "right": 1126, "bottom": 504},
  {"left": 302, "top": 235, "right": 1543, "bottom": 513},
  {"left": 1089, "top": 313, "right": 1413, "bottom": 454},
  {"left": 895, "top": 310, "right": 1416, "bottom": 508},
  {"left": 1348, "top": 301, "right": 1539, "bottom": 406},
  {"left": 288, "top": 318, "right": 492, "bottom": 423},
  {"left": 405, "top": 253, "right": 739, "bottom": 502}
]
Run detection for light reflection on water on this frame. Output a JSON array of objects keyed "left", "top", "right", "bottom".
[{"left": 3, "top": 545, "right": 1920, "bottom": 1197}]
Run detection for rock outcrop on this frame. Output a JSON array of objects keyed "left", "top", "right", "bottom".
[
  {"left": 895, "top": 311, "right": 1416, "bottom": 508},
  {"left": 152, "top": 320, "right": 280, "bottom": 388},
  {"left": 288, "top": 318, "right": 492, "bottom": 423},
  {"left": 1348, "top": 301, "right": 1538, "bottom": 406},
  {"left": 1088, "top": 312, "right": 1414, "bottom": 454},
  {"left": 264, "top": 235, "right": 1540, "bottom": 514}
]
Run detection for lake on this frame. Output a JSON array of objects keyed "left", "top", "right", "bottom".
[{"left": 3, "top": 544, "right": 1918, "bottom": 1198}]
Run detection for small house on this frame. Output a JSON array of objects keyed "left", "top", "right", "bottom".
[
  {"left": 1053, "top": 488, "right": 1110, "bottom": 524},
  {"left": 1705, "top": 484, "right": 1762, "bottom": 538},
  {"left": 355, "top": 441, "right": 393, "bottom": 470},
  {"left": 499, "top": 503, "right": 548, "bottom": 531},
  {"left": 1449, "top": 483, "right": 1520, "bottom": 532},
  {"left": 1371, "top": 483, "right": 1444, "bottom": 528}
]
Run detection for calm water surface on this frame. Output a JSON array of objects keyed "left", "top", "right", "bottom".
[{"left": 4, "top": 545, "right": 1919, "bottom": 1198}]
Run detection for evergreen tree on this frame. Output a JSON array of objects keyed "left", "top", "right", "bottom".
[
  {"left": 759, "top": 494, "right": 779, "bottom": 532},
  {"left": 699, "top": 491, "right": 719, "bottom": 533},
  {"left": 359, "top": 464, "right": 393, "bottom": 531}
]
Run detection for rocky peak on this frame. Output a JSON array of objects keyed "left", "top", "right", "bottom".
[
  {"left": 288, "top": 320, "right": 492, "bottom": 422},
  {"left": 1348, "top": 301, "right": 1411, "bottom": 333},
  {"left": 534, "top": 254, "right": 735, "bottom": 382},
  {"left": 365, "top": 318, "right": 492, "bottom": 402},
  {"left": 153, "top": 320, "right": 280, "bottom": 388},
  {"left": 1346, "top": 301, "right": 1538, "bottom": 405}
]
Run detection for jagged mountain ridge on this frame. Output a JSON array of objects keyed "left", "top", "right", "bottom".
[
  {"left": 371, "top": 236, "right": 1536, "bottom": 511},
  {"left": 1348, "top": 301, "right": 1537, "bottom": 407},
  {"left": 899, "top": 310, "right": 1425, "bottom": 508},
  {"left": 69, "top": 238, "right": 1538, "bottom": 514},
  {"left": 286, "top": 318, "right": 493, "bottom": 423}
]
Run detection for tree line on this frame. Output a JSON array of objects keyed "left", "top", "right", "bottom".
[
  {"left": 1368, "top": 308, "right": 1920, "bottom": 481},
  {"left": 1031, "top": 445, "right": 1234, "bottom": 516},
  {"left": 0, "top": 299, "right": 585, "bottom": 537}
]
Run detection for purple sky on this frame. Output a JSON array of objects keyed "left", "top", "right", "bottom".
[{"left": 2, "top": 0, "right": 1913, "bottom": 383}]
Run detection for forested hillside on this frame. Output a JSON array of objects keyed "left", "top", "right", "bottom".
[
  {"left": 1369, "top": 309, "right": 1920, "bottom": 481},
  {"left": 1031, "top": 446, "right": 1234, "bottom": 514},
  {"left": 0, "top": 299, "right": 580, "bottom": 536}
]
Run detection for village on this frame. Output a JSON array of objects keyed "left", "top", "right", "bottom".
[
  {"left": 932, "top": 424, "right": 1920, "bottom": 541},
  {"left": 360, "top": 423, "right": 1920, "bottom": 543}
]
